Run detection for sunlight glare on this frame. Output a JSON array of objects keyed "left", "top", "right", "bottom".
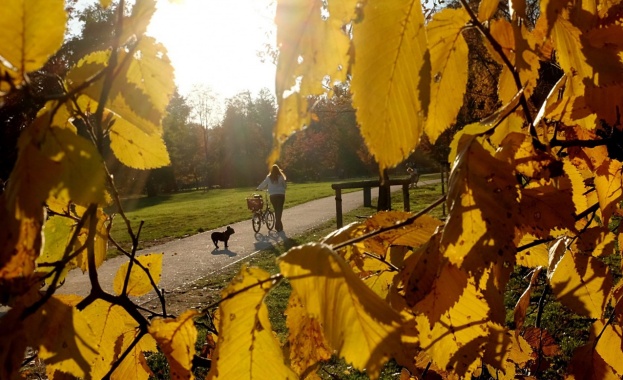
[{"left": 147, "top": 0, "right": 276, "bottom": 99}]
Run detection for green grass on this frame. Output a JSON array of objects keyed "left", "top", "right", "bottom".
[
  {"left": 108, "top": 175, "right": 440, "bottom": 255},
  {"left": 108, "top": 180, "right": 357, "bottom": 254}
]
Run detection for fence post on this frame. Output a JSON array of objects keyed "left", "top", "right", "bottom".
[
  {"left": 334, "top": 188, "right": 343, "bottom": 228},
  {"left": 402, "top": 183, "right": 410, "bottom": 211},
  {"left": 363, "top": 187, "right": 372, "bottom": 207}
]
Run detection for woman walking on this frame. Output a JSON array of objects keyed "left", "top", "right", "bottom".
[{"left": 257, "top": 164, "right": 287, "bottom": 232}]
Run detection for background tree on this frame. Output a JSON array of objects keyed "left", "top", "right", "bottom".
[
  {"left": 187, "top": 84, "right": 222, "bottom": 189},
  {"left": 282, "top": 86, "right": 377, "bottom": 181}
]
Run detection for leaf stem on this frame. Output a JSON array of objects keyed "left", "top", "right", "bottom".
[{"left": 362, "top": 251, "right": 400, "bottom": 272}]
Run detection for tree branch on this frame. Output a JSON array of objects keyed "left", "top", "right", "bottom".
[{"left": 459, "top": 0, "right": 544, "bottom": 150}]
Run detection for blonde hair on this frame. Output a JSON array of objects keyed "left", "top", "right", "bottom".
[{"left": 269, "top": 164, "right": 286, "bottom": 182}]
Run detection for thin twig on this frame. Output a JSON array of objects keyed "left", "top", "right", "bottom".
[
  {"left": 76, "top": 203, "right": 105, "bottom": 311},
  {"left": 122, "top": 221, "right": 144, "bottom": 296},
  {"left": 361, "top": 251, "right": 400, "bottom": 272},
  {"left": 102, "top": 328, "right": 147, "bottom": 380},
  {"left": 108, "top": 233, "right": 168, "bottom": 317},
  {"left": 21, "top": 204, "right": 97, "bottom": 319}
]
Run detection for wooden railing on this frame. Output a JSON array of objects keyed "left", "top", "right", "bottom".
[{"left": 331, "top": 178, "right": 411, "bottom": 228}]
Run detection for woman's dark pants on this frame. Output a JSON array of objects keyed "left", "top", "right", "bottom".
[{"left": 270, "top": 194, "right": 285, "bottom": 232}]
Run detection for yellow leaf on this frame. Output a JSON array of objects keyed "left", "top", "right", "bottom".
[
  {"left": 448, "top": 92, "right": 524, "bottom": 165},
  {"left": 442, "top": 136, "right": 519, "bottom": 269},
  {"left": 0, "top": 0, "right": 66, "bottom": 77},
  {"left": 3, "top": 111, "right": 95, "bottom": 292},
  {"left": 38, "top": 215, "right": 77, "bottom": 284},
  {"left": 415, "top": 266, "right": 498, "bottom": 377},
  {"left": 120, "top": 0, "right": 157, "bottom": 45},
  {"left": 100, "top": 0, "right": 112, "bottom": 8},
  {"left": 573, "top": 226, "right": 616, "bottom": 257},
  {"left": 113, "top": 253, "right": 163, "bottom": 296},
  {"left": 496, "top": 132, "right": 557, "bottom": 179},
  {"left": 584, "top": 83, "right": 623, "bottom": 128},
  {"left": 425, "top": 8, "right": 470, "bottom": 143},
  {"left": 400, "top": 232, "right": 445, "bottom": 310},
  {"left": 549, "top": 17, "right": 590, "bottom": 98},
  {"left": 483, "top": 326, "right": 531, "bottom": 378},
  {"left": 478, "top": 0, "right": 499, "bottom": 21},
  {"left": 564, "top": 159, "right": 590, "bottom": 217},
  {"left": 594, "top": 159, "right": 623, "bottom": 225},
  {"left": 24, "top": 295, "right": 98, "bottom": 379},
  {"left": 108, "top": 104, "right": 171, "bottom": 169},
  {"left": 65, "top": 51, "right": 110, "bottom": 97},
  {"left": 270, "top": 93, "right": 313, "bottom": 165},
  {"left": 275, "top": 0, "right": 352, "bottom": 97},
  {"left": 562, "top": 125, "right": 609, "bottom": 170},
  {"left": 325, "top": 210, "right": 442, "bottom": 261},
  {"left": 517, "top": 179, "right": 577, "bottom": 239},
  {"left": 80, "top": 299, "right": 155, "bottom": 379},
  {"left": 66, "top": 50, "right": 172, "bottom": 170},
  {"left": 279, "top": 243, "right": 406, "bottom": 378},
  {"left": 110, "top": 340, "right": 154, "bottom": 380},
  {"left": 550, "top": 250, "right": 613, "bottom": 318},
  {"left": 0, "top": 197, "right": 43, "bottom": 298},
  {"left": 286, "top": 290, "right": 332, "bottom": 376},
  {"left": 593, "top": 320, "right": 623, "bottom": 377},
  {"left": 43, "top": 128, "right": 108, "bottom": 207},
  {"left": 567, "top": 321, "right": 622, "bottom": 379},
  {"left": 39, "top": 205, "right": 108, "bottom": 280},
  {"left": 323, "top": 219, "right": 414, "bottom": 300},
  {"left": 488, "top": 20, "right": 539, "bottom": 104},
  {"left": 351, "top": 0, "right": 430, "bottom": 171},
  {"left": 13, "top": 112, "right": 108, "bottom": 209},
  {"left": 206, "top": 266, "right": 297, "bottom": 379},
  {"left": 411, "top": 259, "right": 468, "bottom": 326},
  {"left": 271, "top": 0, "right": 355, "bottom": 165},
  {"left": 124, "top": 37, "right": 175, "bottom": 119},
  {"left": 516, "top": 234, "right": 549, "bottom": 268},
  {"left": 149, "top": 310, "right": 199, "bottom": 380}
]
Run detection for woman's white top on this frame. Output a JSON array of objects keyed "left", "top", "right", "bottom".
[{"left": 257, "top": 176, "right": 287, "bottom": 195}]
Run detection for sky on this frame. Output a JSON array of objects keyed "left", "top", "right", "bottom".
[
  {"left": 74, "top": 0, "right": 278, "bottom": 100},
  {"left": 147, "top": 0, "right": 277, "bottom": 100}
]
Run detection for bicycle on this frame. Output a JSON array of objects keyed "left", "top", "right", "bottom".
[{"left": 246, "top": 192, "right": 275, "bottom": 233}]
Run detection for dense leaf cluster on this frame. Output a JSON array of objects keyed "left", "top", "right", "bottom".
[{"left": 2, "top": 0, "right": 623, "bottom": 379}]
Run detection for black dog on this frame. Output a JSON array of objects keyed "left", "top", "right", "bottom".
[{"left": 211, "top": 226, "right": 235, "bottom": 249}]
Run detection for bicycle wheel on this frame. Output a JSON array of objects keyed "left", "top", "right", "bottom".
[
  {"left": 264, "top": 210, "right": 275, "bottom": 231},
  {"left": 252, "top": 212, "right": 262, "bottom": 232}
]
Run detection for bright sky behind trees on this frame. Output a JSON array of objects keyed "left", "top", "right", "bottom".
[
  {"left": 76, "top": 0, "right": 278, "bottom": 100},
  {"left": 147, "top": 0, "right": 277, "bottom": 99}
]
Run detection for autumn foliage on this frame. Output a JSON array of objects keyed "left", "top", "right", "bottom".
[{"left": 2, "top": 0, "right": 623, "bottom": 379}]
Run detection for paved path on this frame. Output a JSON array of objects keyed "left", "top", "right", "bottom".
[{"left": 58, "top": 179, "right": 439, "bottom": 301}]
